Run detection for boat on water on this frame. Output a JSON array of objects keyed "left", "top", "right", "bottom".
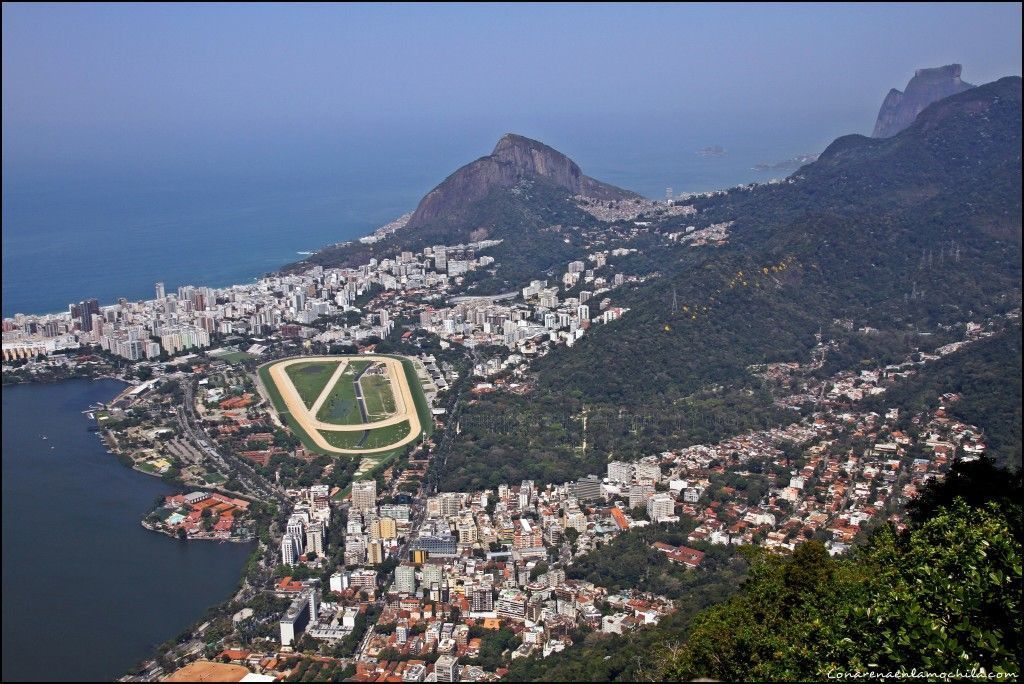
[{"left": 297, "top": 250, "right": 315, "bottom": 255}]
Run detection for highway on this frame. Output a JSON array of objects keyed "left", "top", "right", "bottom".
[{"left": 177, "top": 377, "right": 289, "bottom": 507}]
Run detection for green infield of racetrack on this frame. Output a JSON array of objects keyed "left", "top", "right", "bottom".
[
  {"left": 314, "top": 360, "right": 370, "bottom": 424},
  {"left": 283, "top": 360, "right": 343, "bottom": 409},
  {"left": 318, "top": 419, "right": 411, "bottom": 450},
  {"left": 361, "top": 372, "right": 398, "bottom": 419},
  {"left": 258, "top": 354, "right": 433, "bottom": 458}
]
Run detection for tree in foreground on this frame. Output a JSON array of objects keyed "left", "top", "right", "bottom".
[{"left": 659, "top": 496, "right": 1021, "bottom": 681}]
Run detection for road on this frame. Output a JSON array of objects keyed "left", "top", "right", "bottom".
[
  {"left": 355, "top": 496, "right": 427, "bottom": 660},
  {"left": 178, "top": 377, "right": 289, "bottom": 507},
  {"left": 425, "top": 367, "right": 471, "bottom": 495}
]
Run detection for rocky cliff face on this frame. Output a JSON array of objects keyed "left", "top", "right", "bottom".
[
  {"left": 407, "top": 133, "right": 638, "bottom": 229},
  {"left": 872, "top": 64, "right": 974, "bottom": 138}
]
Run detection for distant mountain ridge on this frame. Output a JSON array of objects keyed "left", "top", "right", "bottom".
[
  {"left": 872, "top": 64, "right": 974, "bottom": 138},
  {"left": 442, "top": 76, "right": 1022, "bottom": 682},
  {"left": 439, "top": 75, "right": 1022, "bottom": 493},
  {"left": 407, "top": 133, "right": 639, "bottom": 230}
]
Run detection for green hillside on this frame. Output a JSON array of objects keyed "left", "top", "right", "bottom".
[
  {"left": 504, "top": 459, "right": 1022, "bottom": 681},
  {"left": 438, "top": 78, "right": 1022, "bottom": 491}
]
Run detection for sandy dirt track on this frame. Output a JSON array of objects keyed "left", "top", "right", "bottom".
[
  {"left": 308, "top": 358, "right": 349, "bottom": 416},
  {"left": 265, "top": 355, "right": 421, "bottom": 455}
]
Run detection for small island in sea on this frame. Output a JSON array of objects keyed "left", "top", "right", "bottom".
[{"left": 695, "top": 144, "right": 727, "bottom": 157}]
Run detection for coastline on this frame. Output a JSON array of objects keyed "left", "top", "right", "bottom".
[
  {"left": 93, "top": 407, "right": 260, "bottom": 544},
  {"left": 139, "top": 518, "right": 254, "bottom": 544},
  {"left": 2, "top": 146, "right": 806, "bottom": 681},
  {"left": 64, "top": 377, "right": 273, "bottom": 677},
  {"left": 1, "top": 378, "right": 259, "bottom": 682}
]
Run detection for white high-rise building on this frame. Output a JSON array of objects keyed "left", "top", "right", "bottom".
[
  {"left": 647, "top": 493, "right": 675, "bottom": 523},
  {"left": 395, "top": 564, "right": 417, "bottom": 595},
  {"left": 421, "top": 563, "right": 443, "bottom": 589},
  {"left": 308, "top": 587, "right": 320, "bottom": 620},
  {"left": 607, "top": 461, "right": 634, "bottom": 484},
  {"left": 286, "top": 515, "right": 307, "bottom": 554},
  {"left": 439, "top": 493, "right": 460, "bottom": 517},
  {"left": 344, "top": 537, "right": 367, "bottom": 566},
  {"left": 352, "top": 480, "right": 377, "bottom": 511},
  {"left": 629, "top": 484, "right": 655, "bottom": 510},
  {"left": 305, "top": 521, "right": 324, "bottom": 557},
  {"left": 435, "top": 655, "right": 459, "bottom": 682},
  {"left": 329, "top": 572, "right": 348, "bottom": 593},
  {"left": 279, "top": 592, "right": 311, "bottom": 647},
  {"left": 281, "top": 535, "right": 298, "bottom": 565}
]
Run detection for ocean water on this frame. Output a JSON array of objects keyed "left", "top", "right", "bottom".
[
  {"left": 1, "top": 379, "right": 255, "bottom": 682},
  {"left": 1, "top": 150, "right": 433, "bottom": 318},
  {"left": 1, "top": 116, "right": 863, "bottom": 318},
  {"left": 0, "top": 116, "right": 868, "bottom": 680}
]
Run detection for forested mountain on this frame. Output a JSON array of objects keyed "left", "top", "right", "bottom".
[
  {"left": 438, "top": 77, "right": 1022, "bottom": 491},
  {"left": 552, "top": 75, "right": 1021, "bottom": 400}
]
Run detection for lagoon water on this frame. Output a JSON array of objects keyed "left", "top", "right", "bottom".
[
  {"left": 0, "top": 116, "right": 866, "bottom": 680},
  {"left": 1, "top": 379, "right": 254, "bottom": 682}
]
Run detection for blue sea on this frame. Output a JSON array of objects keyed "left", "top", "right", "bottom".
[
  {"left": 0, "top": 115, "right": 868, "bottom": 681},
  {"left": 1, "top": 115, "right": 866, "bottom": 318}
]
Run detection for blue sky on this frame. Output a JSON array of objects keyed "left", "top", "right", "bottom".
[{"left": 3, "top": 3, "right": 1021, "bottom": 165}]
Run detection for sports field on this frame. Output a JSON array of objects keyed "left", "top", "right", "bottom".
[{"left": 259, "top": 355, "right": 430, "bottom": 455}]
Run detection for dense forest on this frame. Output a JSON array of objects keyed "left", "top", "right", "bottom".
[
  {"left": 439, "top": 77, "right": 1022, "bottom": 489},
  {"left": 438, "top": 384, "right": 791, "bottom": 492}
]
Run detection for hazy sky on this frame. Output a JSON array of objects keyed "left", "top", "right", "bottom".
[{"left": 3, "top": 2, "right": 1022, "bottom": 166}]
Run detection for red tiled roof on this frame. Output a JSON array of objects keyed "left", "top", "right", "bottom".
[{"left": 610, "top": 508, "right": 630, "bottom": 530}]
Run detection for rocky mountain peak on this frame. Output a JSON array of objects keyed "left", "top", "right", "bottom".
[
  {"left": 406, "top": 134, "right": 637, "bottom": 229},
  {"left": 872, "top": 64, "right": 974, "bottom": 138}
]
